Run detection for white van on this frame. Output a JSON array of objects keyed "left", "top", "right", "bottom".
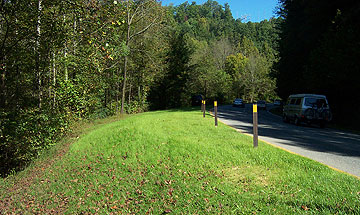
[{"left": 283, "top": 94, "right": 332, "bottom": 128}]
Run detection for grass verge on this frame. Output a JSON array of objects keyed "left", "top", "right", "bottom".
[{"left": 0, "top": 109, "right": 359, "bottom": 214}]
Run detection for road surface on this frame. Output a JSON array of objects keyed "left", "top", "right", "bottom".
[{"left": 216, "top": 104, "right": 360, "bottom": 177}]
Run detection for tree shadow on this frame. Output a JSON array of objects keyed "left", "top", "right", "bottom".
[{"left": 217, "top": 106, "right": 360, "bottom": 158}]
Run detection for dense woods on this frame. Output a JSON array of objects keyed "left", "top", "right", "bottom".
[
  {"left": 0, "top": 0, "right": 280, "bottom": 176},
  {"left": 149, "top": 1, "right": 280, "bottom": 109},
  {"left": 277, "top": 0, "right": 360, "bottom": 127},
  {"left": 0, "top": 0, "right": 168, "bottom": 176},
  {"left": 1, "top": 0, "right": 358, "bottom": 177}
]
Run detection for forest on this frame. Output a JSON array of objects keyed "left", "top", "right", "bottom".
[
  {"left": 277, "top": 0, "right": 360, "bottom": 128},
  {"left": 1, "top": 0, "right": 359, "bottom": 176}
]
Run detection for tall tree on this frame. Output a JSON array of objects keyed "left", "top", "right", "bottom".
[
  {"left": 226, "top": 37, "right": 276, "bottom": 102},
  {"left": 121, "top": 0, "right": 165, "bottom": 114}
]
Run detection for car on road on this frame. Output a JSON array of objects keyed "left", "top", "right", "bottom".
[
  {"left": 257, "top": 100, "right": 266, "bottom": 110},
  {"left": 233, "top": 98, "right": 245, "bottom": 107},
  {"left": 283, "top": 94, "right": 332, "bottom": 128},
  {"left": 191, "top": 95, "right": 204, "bottom": 106},
  {"left": 274, "top": 99, "right": 282, "bottom": 106}
]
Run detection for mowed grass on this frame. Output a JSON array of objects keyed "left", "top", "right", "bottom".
[{"left": 1, "top": 109, "right": 359, "bottom": 214}]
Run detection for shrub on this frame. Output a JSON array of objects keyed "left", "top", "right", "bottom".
[{"left": 0, "top": 108, "right": 69, "bottom": 177}]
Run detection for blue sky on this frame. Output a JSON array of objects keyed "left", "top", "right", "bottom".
[{"left": 161, "top": 0, "right": 280, "bottom": 22}]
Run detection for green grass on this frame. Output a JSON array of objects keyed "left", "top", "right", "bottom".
[{"left": 1, "top": 109, "right": 359, "bottom": 214}]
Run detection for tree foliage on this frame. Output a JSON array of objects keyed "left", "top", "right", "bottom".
[
  {"left": 0, "top": 0, "right": 280, "bottom": 176},
  {"left": 0, "top": 0, "right": 167, "bottom": 177},
  {"left": 277, "top": 0, "right": 360, "bottom": 126},
  {"left": 225, "top": 37, "right": 276, "bottom": 102},
  {"left": 151, "top": 0, "right": 280, "bottom": 106}
]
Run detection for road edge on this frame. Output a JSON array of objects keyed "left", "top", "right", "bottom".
[{"left": 209, "top": 110, "right": 360, "bottom": 180}]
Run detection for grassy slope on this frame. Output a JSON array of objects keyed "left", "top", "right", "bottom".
[{"left": 0, "top": 109, "right": 359, "bottom": 214}]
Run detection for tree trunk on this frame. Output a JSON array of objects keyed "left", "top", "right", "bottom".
[
  {"left": 120, "top": 55, "right": 127, "bottom": 114},
  {"left": 120, "top": 0, "right": 161, "bottom": 113},
  {"left": 72, "top": 16, "right": 77, "bottom": 80},
  {"left": 52, "top": 52, "right": 56, "bottom": 108},
  {"left": 204, "top": 79, "right": 207, "bottom": 99},
  {"left": 138, "top": 85, "right": 141, "bottom": 103},
  {"left": 63, "top": 14, "right": 68, "bottom": 81},
  {"left": 48, "top": 52, "right": 52, "bottom": 107},
  {"left": 116, "top": 68, "right": 121, "bottom": 112},
  {"left": 121, "top": 4, "right": 131, "bottom": 115},
  {"left": 36, "top": 0, "right": 42, "bottom": 109},
  {"left": 128, "top": 73, "right": 132, "bottom": 104},
  {"left": 0, "top": 59, "right": 5, "bottom": 108},
  {"left": 104, "top": 89, "right": 107, "bottom": 108}
]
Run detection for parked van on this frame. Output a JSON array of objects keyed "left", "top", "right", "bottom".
[{"left": 283, "top": 94, "right": 332, "bottom": 128}]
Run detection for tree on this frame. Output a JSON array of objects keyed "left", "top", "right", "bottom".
[
  {"left": 148, "top": 31, "right": 192, "bottom": 109},
  {"left": 186, "top": 37, "right": 231, "bottom": 102},
  {"left": 226, "top": 37, "right": 276, "bottom": 102},
  {"left": 211, "top": 37, "right": 234, "bottom": 71},
  {"left": 277, "top": 0, "right": 360, "bottom": 126},
  {"left": 120, "top": 0, "right": 165, "bottom": 114}
]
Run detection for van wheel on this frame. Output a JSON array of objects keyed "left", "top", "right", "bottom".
[{"left": 294, "top": 117, "right": 300, "bottom": 126}]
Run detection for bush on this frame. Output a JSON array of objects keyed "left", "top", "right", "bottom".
[
  {"left": 124, "top": 100, "right": 147, "bottom": 114},
  {"left": 0, "top": 98, "right": 148, "bottom": 177},
  {"left": 0, "top": 108, "right": 69, "bottom": 177}
]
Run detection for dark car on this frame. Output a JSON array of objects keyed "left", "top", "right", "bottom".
[
  {"left": 257, "top": 100, "right": 266, "bottom": 110},
  {"left": 233, "top": 98, "right": 245, "bottom": 107},
  {"left": 274, "top": 99, "right": 282, "bottom": 106},
  {"left": 191, "top": 95, "right": 204, "bottom": 106}
]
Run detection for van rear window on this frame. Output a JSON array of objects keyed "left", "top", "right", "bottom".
[
  {"left": 289, "top": 98, "right": 300, "bottom": 105},
  {"left": 305, "top": 98, "right": 327, "bottom": 108}
]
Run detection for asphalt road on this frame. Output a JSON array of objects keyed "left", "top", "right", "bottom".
[{"left": 217, "top": 104, "right": 360, "bottom": 177}]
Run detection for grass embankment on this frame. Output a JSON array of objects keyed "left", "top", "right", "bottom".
[{"left": 1, "top": 109, "right": 359, "bottom": 214}]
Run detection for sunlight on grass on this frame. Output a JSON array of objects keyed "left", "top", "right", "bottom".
[{"left": 1, "top": 109, "right": 359, "bottom": 214}]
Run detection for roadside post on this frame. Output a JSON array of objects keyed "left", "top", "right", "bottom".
[
  {"left": 203, "top": 100, "right": 206, "bottom": 118},
  {"left": 253, "top": 103, "right": 258, "bottom": 147},
  {"left": 201, "top": 100, "right": 204, "bottom": 112},
  {"left": 214, "top": 101, "right": 218, "bottom": 127}
]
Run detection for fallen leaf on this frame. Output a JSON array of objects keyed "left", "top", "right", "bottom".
[
  {"left": 164, "top": 209, "right": 171, "bottom": 213},
  {"left": 301, "top": 205, "right": 309, "bottom": 211}
]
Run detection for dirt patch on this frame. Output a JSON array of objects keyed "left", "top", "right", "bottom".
[{"left": 223, "top": 165, "right": 274, "bottom": 188}]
